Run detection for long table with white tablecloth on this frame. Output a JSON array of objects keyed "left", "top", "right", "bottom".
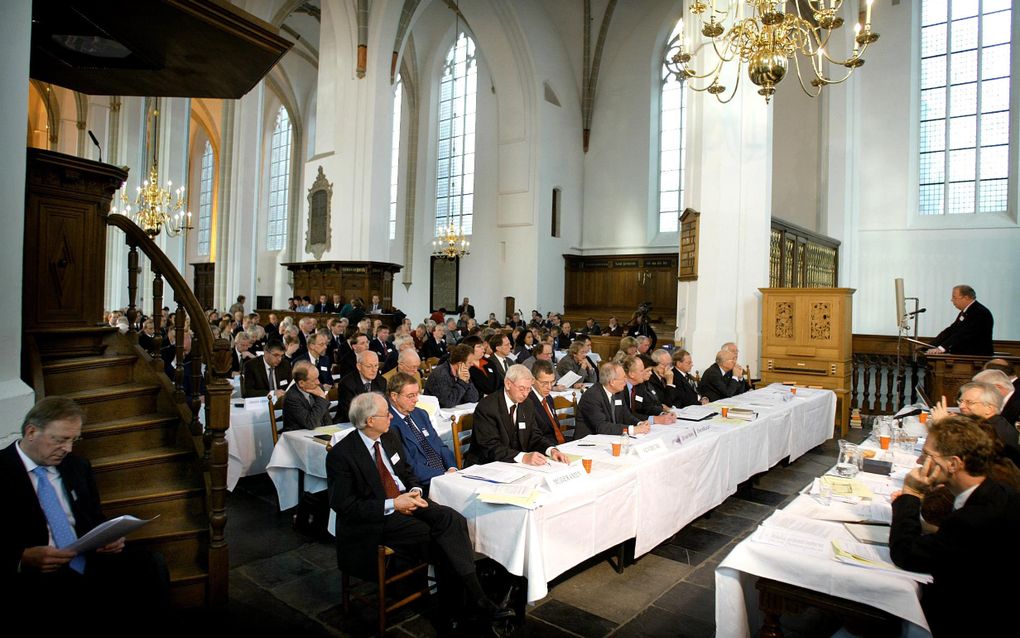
[{"left": 427, "top": 385, "right": 836, "bottom": 602}]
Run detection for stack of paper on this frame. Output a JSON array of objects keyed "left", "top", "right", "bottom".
[
  {"left": 831, "top": 539, "right": 932, "bottom": 583},
  {"left": 459, "top": 462, "right": 529, "bottom": 484},
  {"left": 477, "top": 484, "right": 541, "bottom": 509},
  {"left": 726, "top": 407, "right": 757, "bottom": 421},
  {"left": 675, "top": 405, "right": 716, "bottom": 421},
  {"left": 821, "top": 475, "right": 875, "bottom": 500}
]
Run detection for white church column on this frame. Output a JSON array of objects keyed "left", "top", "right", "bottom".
[
  {"left": 679, "top": 89, "right": 773, "bottom": 375},
  {"left": 0, "top": 0, "right": 38, "bottom": 442}
]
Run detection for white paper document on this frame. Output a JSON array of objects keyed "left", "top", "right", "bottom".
[
  {"left": 459, "top": 462, "right": 529, "bottom": 484},
  {"left": 674, "top": 405, "right": 717, "bottom": 421},
  {"left": 831, "top": 539, "right": 933, "bottom": 584},
  {"left": 750, "top": 527, "right": 830, "bottom": 558},
  {"left": 557, "top": 370, "right": 582, "bottom": 388},
  {"left": 65, "top": 515, "right": 157, "bottom": 553}
]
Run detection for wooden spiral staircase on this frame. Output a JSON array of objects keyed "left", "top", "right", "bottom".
[{"left": 22, "top": 149, "right": 233, "bottom": 606}]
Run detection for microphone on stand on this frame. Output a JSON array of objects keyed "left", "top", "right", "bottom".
[
  {"left": 906, "top": 308, "right": 927, "bottom": 317},
  {"left": 88, "top": 130, "right": 103, "bottom": 163}
]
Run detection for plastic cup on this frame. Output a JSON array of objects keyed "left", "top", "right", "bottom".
[
  {"left": 581, "top": 458, "right": 593, "bottom": 473},
  {"left": 879, "top": 434, "right": 891, "bottom": 450},
  {"left": 919, "top": 412, "right": 928, "bottom": 425},
  {"left": 721, "top": 406, "right": 729, "bottom": 418},
  {"left": 611, "top": 442, "right": 622, "bottom": 457}
]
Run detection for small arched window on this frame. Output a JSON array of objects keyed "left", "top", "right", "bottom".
[
  {"left": 435, "top": 31, "right": 477, "bottom": 237},
  {"left": 197, "top": 141, "right": 214, "bottom": 256},
  {"left": 658, "top": 19, "right": 688, "bottom": 233},
  {"left": 267, "top": 106, "right": 292, "bottom": 250}
]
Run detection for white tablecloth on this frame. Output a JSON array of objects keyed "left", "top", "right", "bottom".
[
  {"left": 715, "top": 431, "right": 932, "bottom": 638},
  {"left": 428, "top": 386, "right": 836, "bottom": 602},
  {"left": 200, "top": 398, "right": 275, "bottom": 491}
]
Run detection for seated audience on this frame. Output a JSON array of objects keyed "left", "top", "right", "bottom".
[
  {"left": 465, "top": 365, "right": 567, "bottom": 466},
  {"left": 699, "top": 349, "right": 749, "bottom": 402},
  {"left": 292, "top": 331, "right": 334, "bottom": 389},
  {"left": 422, "top": 344, "right": 479, "bottom": 408},
  {"left": 975, "top": 366, "right": 1019, "bottom": 427},
  {"left": 513, "top": 330, "right": 536, "bottom": 363},
  {"left": 383, "top": 347, "right": 422, "bottom": 387},
  {"left": 623, "top": 355, "right": 677, "bottom": 423},
  {"left": 528, "top": 360, "right": 569, "bottom": 444},
  {"left": 669, "top": 349, "right": 704, "bottom": 408},
  {"left": 421, "top": 324, "right": 449, "bottom": 362},
  {"left": 574, "top": 362, "right": 650, "bottom": 437},
  {"left": 336, "top": 351, "right": 387, "bottom": 423},
  {"left": 387, "top": 373, "right": 456, "bottom": 490},
  {"left": 282, "top": 362, "right": 332, "bottom": 432},
  {"left": 556, "top": 340, "right": 598, "bottom": 386},
  {"left": 369, "top": 325, "right": 395, "bottom": 361},
  {"left": 889, "top": 416, "right": 1020, "bottom": 637},
  {"left": 933, "top": 381, "right": 1020, "bottom": 467},
  {"left": 242, "top": 341, "right": 293, "bottom": 398}
]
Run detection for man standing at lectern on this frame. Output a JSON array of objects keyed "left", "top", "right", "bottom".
[{"left": 926, "top": 285, "right": 993, "bottom": 357}]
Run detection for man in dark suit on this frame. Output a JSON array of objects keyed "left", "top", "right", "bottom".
[
  {"left": 574, "top": 362, "right": 651, "bottom": 438},
  {"left": 457, "top": 297, "right": 475, "bottom": 319},
  {"left": 387, "top": 372, "right": 456, "bottom": 490},
  {"left": 952, "top": 380, "right": 1020, "bottom": 466},
  {"left": 423, "top": 344, "right": 479, "bottom": 408},
  {"left": 699, "top": 349, "right": 749, "bottom": 403},
  {"left": 528, "top": 360, "right": 569, "bottom": 444},
  {"left": 2, "top": 397, "right": 168, "bottom": 620},
  {"left": 230, "top": 332, "right": 256, "bottom": 378},
  {"left": 668, "top": 349, "right": 703, "bottom": 408},
  {"left": 282, "top": 362, "right": 332, "bottom": 432},
  {"left": 889, "top": 416, "right": 1020, "bottom": 637},
  {"left": 327, "top": 393, "right": 511, "bottom": 627},
  {"left": 421, "top": 324, "right": 449, "bottom": 362},
  {"left": 292, "top": 331, "right": 334, "bottom": 390},
  {"left": 265, "top": 313, "right": 281, "bottom": 341},
  {"left": 313, "top": 294, "right": 331, "bottom": 313},
  {"left": 465, "top": 364, "right": 567, "bottom": 466},
  {"left": 484, "top": 333, "right": 514, "bottom": 386},
  {"left": 624, "top": 355, "right": 677, "bottom": 423},
  {"left": 336, "top": 351, "right": 387, "bottom": 423},
  {"left": 369, "top": 325, "right": 395, "bottom": 361},
  {"left": 926, "top": 285, "right": 994, "bottom": 356},
  {"left": 242, "top": 342, "right": 293, "bottom": 398}
]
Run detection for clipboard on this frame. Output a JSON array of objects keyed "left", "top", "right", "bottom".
[{"left": 904, "top": 337, "right": 935, "bottom": 349}]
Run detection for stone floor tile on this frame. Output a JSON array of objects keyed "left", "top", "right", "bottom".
[
  {"left": 652, "top": 581, "right": 715, "bottom": 624},
  {"left": 611, "top": 606, "right": 714, "bottom": 638},
  {"left": 530, "top": 599, "right": 618, "bottom": 638}
]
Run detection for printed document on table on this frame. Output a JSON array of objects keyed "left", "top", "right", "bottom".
[
  {"left": 459, "top": 462, "right": 530, "bottom": 484},
  {"left": 477, "top": 483, "right": 541, "bottom": 509},
  {"left": 750, "top": 527, "right": 830, "bottom": 558},
  {"left": 831, "top": 539, "right": 933, "bottom": 583},
  {"left": 65, "top": 515, "right": 156, "bottom": 553},
  {"left": 558, "top": 370, "right": 582, "bottom": 388},
  {"left": 674, "top": 405, "right": 716, "bottom": 421}
]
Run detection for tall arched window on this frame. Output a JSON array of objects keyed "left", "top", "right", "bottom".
[
  {"left": 658, "top": 19, "right": 688, "bottom": 234},
  {"left": 435, "top": 31, "right": 477, "bottom": 236},
  {"left": 390, "top": 76, "right": 403, "bottom": 241},
  {"left": 267, "top": 106, "right": 292, "bottom": 250},
  {"left": 919, "top": 0, "right": 1012, "bottom": 215},
  {"left": 197, "top": 141, "right": 214, "bottom": 256}
]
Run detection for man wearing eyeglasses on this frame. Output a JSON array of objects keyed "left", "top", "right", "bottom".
[
  {"left": 241, "top": 341, "right": 293, "bottom": 398},
  {"left": 889, "top": 416, "right": 1020, "bottom": 637},
  {"left": 2, "top": 397, "right": 168, "bottom": 619},
  {"left": 336, "top": 350, "right": 387, "bottom": 423},
  {"left": 466, "top": 364, "right": 568, "bottom": 466},
  {"left": 387, "top": 372, "right": 456, "bottom": 491}
]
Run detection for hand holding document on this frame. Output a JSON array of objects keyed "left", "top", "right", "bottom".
[
  {"left": 557, "top": 370, "right": 582, "bottom": 389},
  {"left": 65, "top": 515, "right": 157, "bottom": 553}
]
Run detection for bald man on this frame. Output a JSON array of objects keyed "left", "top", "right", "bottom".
[{"left": 336, "top": 350, "right": 387, "bottom": 423}]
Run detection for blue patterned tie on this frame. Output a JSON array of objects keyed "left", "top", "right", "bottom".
[
  {"left": 404, "top": 415, "right": 444, "bottom": 470},
  {"left": 32, "top": 466, "right": 85, "bottom": 574}
]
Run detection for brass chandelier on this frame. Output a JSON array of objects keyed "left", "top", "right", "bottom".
[
  {"left": 665, "top": 0, "right": 879, "bottom": 103},
  {"left": 431, "top": 224, "right": 471, "bottom": 260},
  {"left": 110, "top": 108, "right": 193, "bottom": 238}
]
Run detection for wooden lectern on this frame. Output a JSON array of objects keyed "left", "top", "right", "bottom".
[{"left": 759, "top": 288, "right": 855, "bottom": 436}]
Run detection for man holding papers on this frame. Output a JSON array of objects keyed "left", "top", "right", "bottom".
[
  {"left": 889, "top": 416, "right": 1020, "bottom": 637},
  {"left": 465, "top": 364, "right": 568, "bottom": 466},
  {"left": 574, "top": 361, "right": 651, "bottom": 437},
  {"left": 2, "top": 397, "right": 167, "bottom": 620}
]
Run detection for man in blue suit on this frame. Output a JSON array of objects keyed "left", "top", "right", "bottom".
[{"left": 387, "top": 372, "right": 456, "bottom": 493}]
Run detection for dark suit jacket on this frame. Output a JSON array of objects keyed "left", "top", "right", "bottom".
[
  {"left": 930, "top": 300, "right": 994, "bottom": 356},
  {"left": 369, "top": 338, "right": 395, "bottom": 361},
  {"left": 336, "top": 373, "right": 387, "bottom": 423},
  {"left": 527, "top": 392, "right": 566, "bottom": 443},
  {"left": 421, "top": 337, "right": 448, "bottom": 362},
  {"left": 457, "top": 303, "right": 475, "bottom": 319},
  {"left": 281, "top": 386, "right": 332, "bottom": 432},
  {"left": 292, "top": 350, "right": 333, "bottom": 386},
  {"left": 669, "top": 369, "right": 701, "bottom": 408},
  {"left": 1, "top": 443, "right": 106, "bottom": 580},
  {"left": 465, "top": 392, "right": 556, "bottom": 466},
  {"left": 327, "top": 429, "right": 419, "bottom": 576},
  {"left": 1001, "top": 378, "right": 1020, "bottom": 426},
  {"left": 985, "top": 415, "right": 1020, "bottom": 467},
  {"left": 699, "top": 363, "right": 749, "bottom": 403},
  {"left": 604, "top": 325, "right": 625, "bottom": 337},
  {"left": 890, "top": 479, "right": 1020, "bottom": 637},
  {"left": 389, "top": 406, "right": 456, "bottom": 485},
  {"left": 469, "top": 363, "right": 499, "bottom": 397},
  {"left": 574, "top": 386, "right": 640, "bottom": 438},
  {"left": 422, "top": 363, "right": 479, "bottom": 408},
  {"left": 631, "top": 381, "right": 667, "bottom": 418},
  {"left": 241, "top": 356, "right": 292, "bottom": 398}
]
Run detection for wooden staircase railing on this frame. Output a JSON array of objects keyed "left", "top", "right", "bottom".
[{"left": 104, "top": 213, "right": 233, "bottom": 605}]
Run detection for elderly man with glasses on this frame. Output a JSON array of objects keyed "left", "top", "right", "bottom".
[
  {"left": 932, "top": 381, "right": 1020, "bottom": 466},
  {"left": 327, "top": 392, "right": 512, "bottom": 630},
  {"left": 387, "top": 372, "right": 456, "bottom": 491}
]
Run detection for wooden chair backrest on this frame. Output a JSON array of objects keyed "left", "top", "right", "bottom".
[
  {"left": 450, "top": 413, "right": 474, "bottom": 469},
  {"left": 268, "top": 397, "right": 281, "bottom": 445}
]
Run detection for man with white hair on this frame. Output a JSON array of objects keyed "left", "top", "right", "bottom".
[
  {"left": 297, "top": 316, "right": 317, "bottom": 348},
  {"left": 327, "top": 393, "right": 512, "bottom": 629},
  {"left": 574, "top": 361, "right": 651, "bottom": 438},
  {"left": 976, "top": 365, "right": 1019, "bottom": 426},
  {"left": 465, "top": 365, "right": 568, "bottom": 466},
  {"left": 383, "top": 347, "right": 422, "bottom": 387},
  {"left": 699, "top": 349, "right": 749, "bottom": 403},
  {"left": 336, "top": 351, "right": 387, "bottom": 423},
  {"left": 958, "top": 380, "right": 1020, "bottom": 465},
  {"left": 230, "top": 332, "right": 256, "bottom": 378}
]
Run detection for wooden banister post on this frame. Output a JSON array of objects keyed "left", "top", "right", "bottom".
[
  {"left": 204, "top": 375, "right": 232, "bottom": 607},
  {"left": 126, "top": 242, "right": 139, "bottom": 332},
  {"left": 150, "top": 270, "right": 164, "bottom": 359}
]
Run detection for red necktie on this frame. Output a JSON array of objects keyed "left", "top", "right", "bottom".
[
  {"left": 542, "top": 397, "right": 566, "bottom": 444},
  {"left": 631, "top": 386, "right": 638, "bottom": 411},
  {"left": 374, "top": 441, "right": 400, "bottom": 499}
]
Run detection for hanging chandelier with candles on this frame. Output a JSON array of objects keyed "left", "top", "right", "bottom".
[
  {"left": 431, "top": 224, "right": 471, "bottom": 260},
  {"left": 110, "top": 108, "right": 193, "bottom": 238},
  {"left": 665, "top": 0, "right": 879, "bottom": 104}
]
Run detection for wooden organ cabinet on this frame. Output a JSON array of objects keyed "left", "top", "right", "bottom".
[{"left": 759, "top": 288, "right": 855, "bottom": 435}]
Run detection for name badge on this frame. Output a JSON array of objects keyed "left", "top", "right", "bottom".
[
  {"left": 518, "top": 422, "right": 527, "bottom": 430},
  {"left": 614, "top": 399, "right": 622, "bottom": 405},
  {"left": 279, "top": 380, "right": 288, "bottom": 386},
  {"left": 635, "top": 395, "right": 644, "bottom": 402},
  {"left": 390, "top": 453, "right": 400, "bottom": 464},
  {"left": 487, "top": 367, "right": 493, "bottom": 373},
  {"left": 422, "top": 428, "right": 430, "bottom": 436},
  {"left": 694, "top": 422, "right": 714, "bottom": 435}
]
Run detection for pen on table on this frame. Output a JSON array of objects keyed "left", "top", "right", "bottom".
[{"left": 576, "top": 443, "right": 596, "bottom": 447}]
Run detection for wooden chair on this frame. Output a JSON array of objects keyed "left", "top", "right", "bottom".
[
  {"left": 451, "top": 413, "right": 474, "bottom": 469},
  {"left": 552, "top": 394, "right": 577, "bottom": 440},
  {"left": 341, "top": 545, "right": 431, "bottom": 638},
  {"left": 420, "top": 357, "right": 440, "bottom": 381},
  {"left": 267, "top": 397, "right": 282, "bottom": 445}
]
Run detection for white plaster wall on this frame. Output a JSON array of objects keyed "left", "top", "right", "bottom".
[{"left": 771, "top": 74, "right": 822, "bottom": 232}]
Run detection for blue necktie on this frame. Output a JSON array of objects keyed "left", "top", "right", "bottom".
[
  {"left": 405, "top": 415, "right": 444, "bottom": 470},
  {"left": 32, "top": 466, "right": 85, "bottom": 574}
]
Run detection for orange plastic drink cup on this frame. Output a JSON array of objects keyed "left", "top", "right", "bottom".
[
  {"left": 880, "top": 435, "right": 891, "bottom": 450},
  {"left": 611, "top": 442, "right": 622, "bottom": 457},
  {"left": 721, "top": 407, "right": 729, "bottom": 418},
  {"left": 581, "top": 458, "right": 592, "bottom": 473},
  {"left": 919, "top": 412, "right": 928, "bottom": 425}
]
